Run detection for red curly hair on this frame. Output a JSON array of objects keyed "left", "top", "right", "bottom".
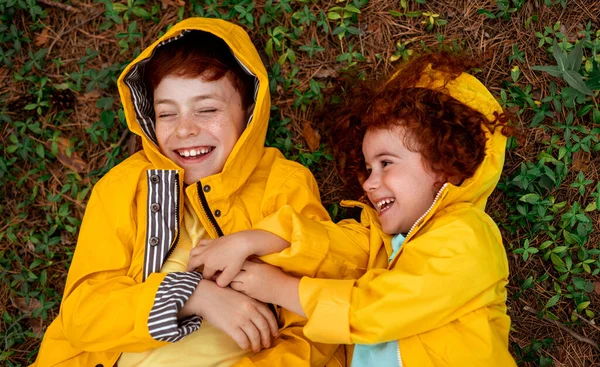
[{"left": 323, "top": 51, "right": 513, "bottom": 198}]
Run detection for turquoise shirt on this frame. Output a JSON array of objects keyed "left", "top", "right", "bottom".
[{"left": 351, "top": 234, "right": 405, "bottom": 367}]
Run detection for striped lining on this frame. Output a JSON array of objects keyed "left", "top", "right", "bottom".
[
  {"left": 148, "top": 271, "right": 203, "bottom": 342},
  {"left": 123, "top": 30, "right": 259, "bottom": 146},
  {"left": 143, "top": 169, "right": 180, "bottom": 281},
  {"left": 123, "top": 31, "right": 189, "bottom": 145}
]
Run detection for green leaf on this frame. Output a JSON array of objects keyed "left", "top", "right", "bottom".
[
  {"left": 545, "top": 294, "right": 560, "bottom": 308},
  {"left": 531, "top": 65, "right": 563, "bottom": 78},
  {"left": 327, "top": 12, "right": 341, "bottom": 20},
  {"left": 344, "top": 5, "right": 361, "bottom": 13},
  {"left": 113, "top": 3, "right": 128, "bottom": 12},
  {"left": 563, "top": 70, "right": 594, "bottom": 96},
  {"left": 520, "top": 193, "right": 540, "bottom": 204},
  {"left": 584, "top": 201, "right": 596, "bottom": 212},
  {"left": 567, "top": 42, "right": 583, "bottom": 71},
  {"left": 550, "top": 253, "right": 566, "bottom": 267},
  {"left": 521, "top": 276, "right": 534, "bottom": 290},
  {"left": 572, "top": 277, "right": 587, "bottom": 290},
  {"left": 552, "top": 40, "right": 567, "bottom": 71}
]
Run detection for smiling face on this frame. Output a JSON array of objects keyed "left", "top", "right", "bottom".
[
  {"left": 153, "top": 74, "right": 249, "bottom": 184},
  {"left": 362, "top": 126, "right": 443, "bottom": 235}
]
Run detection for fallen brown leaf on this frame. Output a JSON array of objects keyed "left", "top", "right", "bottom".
[
  {"left": 28, "top": 318, "right": 44, "bottom": 338},
  {"left": 572, "top": 151, "right": 591, "bottom": 172},
  {"left": 46, "top": 137, "right": 87, "bottom": 173},
  {"left": 35, "top": 28, "right": 50, "bottom": 47},
  {"left": 314, "top": 67, "right": 338, "bottom": 79},
  {"left": 161, "top": 0, "right": 185, "bottom": 9},
  {"left": 12, "top": 297, "right": 42, "bottom": 315},
  {"left": 302, "top": 122, "right": 321, "bottom": 152},
  {"left": 594, "top": 282, "right": 600, "bottom": 295}
]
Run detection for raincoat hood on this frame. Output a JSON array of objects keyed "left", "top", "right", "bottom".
[
  {"left": 117, "top": 18, "right": 269, "bottom": 197},
  {"left": 415, "top": 67, "right": 506, "bottom": 212}
]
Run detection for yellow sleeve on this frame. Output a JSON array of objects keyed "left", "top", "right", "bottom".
[
  {"left": 252, "top": 166, "right": 371, "bottom": 280},
  {"left": 56, "top": 177, "right": 201, "bottom": 353},
  {"left": 236, "top": 167, "right": 352, "bottom": 366},
  {"left": 257, "top": 206, "right": 370, "bottom": 280},
  {"left": 299, "top": 215, "right": 509, "bottom": 344}
]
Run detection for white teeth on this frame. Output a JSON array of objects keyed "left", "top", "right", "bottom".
[
  {"left": 376, "top": 198, "right": 396, "bottom": 211},
  {"left": 177, "top": 147, "right": 212, "bottom": 157}
]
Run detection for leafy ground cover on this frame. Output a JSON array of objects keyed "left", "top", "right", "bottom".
[{"left": 1, "top": 0, "right": 599, "bottom": 365}]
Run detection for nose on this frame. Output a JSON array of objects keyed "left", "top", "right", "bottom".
[
  {"left": 175, "top": 113, "right": 200, "bottom": 138},
  {"left": 362, "top": 171, "right": 379, "bottom": 192}
]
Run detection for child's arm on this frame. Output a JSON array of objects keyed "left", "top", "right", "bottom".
[
  {"left": 186, "top": 229, "right": 289, "bottom": 287},
  {"left": 233, "top": 215, "right": 508, "bottom": 345}
]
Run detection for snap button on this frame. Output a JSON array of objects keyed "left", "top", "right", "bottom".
[
  {"left": 214, "top": 209, "right": 221, "bottom": 217},
  {"left": 151, "top": 203, "right": 160, "bottom": 213},
  {"left": 150, "top": 174, "right": 160, "bottom": 184},
  {"left": 203, "top": 185, "right": 211, "bottom": 193},
  {"left": 150, "top": 237, "right": 159, "bottom": 246}
]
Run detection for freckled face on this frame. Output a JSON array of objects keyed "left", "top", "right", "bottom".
[
  {"left": 153, "top": 75, "right": 249, "bottom": 184},
  {"left": 362, "top": 127, "right": 442, "bottom": 235}
]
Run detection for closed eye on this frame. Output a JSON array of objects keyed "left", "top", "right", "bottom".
[{"left": 197, "top": 109, "right": 217, "bottom": 114}]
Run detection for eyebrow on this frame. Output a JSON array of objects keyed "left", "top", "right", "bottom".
[
  {"left": 373, "top": 151, "right": 399, "bottom": 159},
  {"left": 154, "top": 95, "right": 218, "bottom": 105}
]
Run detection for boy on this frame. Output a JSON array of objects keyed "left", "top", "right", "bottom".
[{"left": 33, "top": 18, "right": 363, "bottom": 367}]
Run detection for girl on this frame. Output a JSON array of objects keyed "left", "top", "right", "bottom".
[{"left": 192, "top": 52, "right": 517, "bottom": 366}]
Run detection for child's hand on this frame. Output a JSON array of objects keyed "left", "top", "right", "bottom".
[
  {"left": 181, "top": 279, "right": 278, "bottom": 353},
  {"left": 230, "top": 260, "right": 288, "bottom": 305},
  {"left": 188, "top": 230, "right": 290, "bottom": 288},
  {"left": 188, "top": 234, "right": 250, "bottom": 288}
]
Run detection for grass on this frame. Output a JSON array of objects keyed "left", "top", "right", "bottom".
[{"left": 1, "top": 0, "right": 599, "bottom": 365}]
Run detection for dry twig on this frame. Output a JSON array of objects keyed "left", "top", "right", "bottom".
[
  {"left": 37, "top": 0, "right": 81, "bottom": 13},
  {"left": 524, "top": 306, "right": 600, "bottom": 352}
]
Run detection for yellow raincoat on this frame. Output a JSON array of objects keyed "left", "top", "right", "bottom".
[
  {"left": 32, "top": 18, "right": 362, "bottom": 367},
  {"left": 255, "top": 69, "right": 516, "bottom": 366}
]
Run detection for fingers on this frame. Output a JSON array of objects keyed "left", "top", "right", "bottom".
[
  {"left": 250, "top": 312, "right": 273, "bottom": 350},
  {"left": 215, "top": 265, "right": 240, "bottom": 288},
  {"left": 256, "top": 302, "right": 279, "bottom": 337},
  {"left": 241, "top": 322, "right": 262, "bottom": 353},
  {"left": 186, "top": 254, "right": 201, "bottom": 271},
  {"left": 231, "top": 328, "right": 251, "bottom": 351}
]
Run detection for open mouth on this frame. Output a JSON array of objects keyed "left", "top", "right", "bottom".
[
  {"left": 375, "top": 198, "right": 396, "bottom": 214},
  {"left": 175, "top": 147, "right": 214, "bottom": 160}
]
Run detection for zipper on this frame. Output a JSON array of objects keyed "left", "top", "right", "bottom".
[
  {"left": 405, "top": 183, "right": 448, "bottom": 239},
  {"left": 388, "top": 183, "right": 448, "bottom": 267},
  {"left": 163, "top": 173, "right": 182, "bottom": 261},
  {"left": 194, "top": 181, "right": 278, "bottom": 319},
  {"left": 196, "top": 181, "right": 224, "bottom": 237},
  {"left": 397, "top": 341, "right": 403, "bottom": 367}
]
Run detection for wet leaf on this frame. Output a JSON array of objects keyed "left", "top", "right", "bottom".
[
  {"left": 46, "top": 138, "right": 87, "bottom": 173},
  {"left": 302, "top": 122, "right": 321, "bottom": 152}
]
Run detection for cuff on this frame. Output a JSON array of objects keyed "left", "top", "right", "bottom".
[
  {"left": 148, "top": 271, "right": 203, "bottom": 342},
  {"left": 299, "top": 277, "right": 355, "bottom": 344},
  {"left": 255, "top": 206, "right": 329, "bottom": 277}
]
